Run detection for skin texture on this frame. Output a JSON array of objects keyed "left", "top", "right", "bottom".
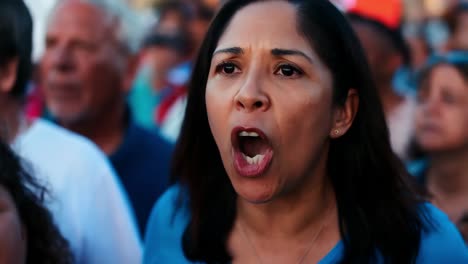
[
  {"left": 40, "top": 0, "right": 132, "bottom": 154},
  {"left": 0, "top": 186, "right": 26, "bottom": 264},
  {"left": 205, "top": 1, "right": 357, "bottom": 263},
  {"left": 206, "top": 1, "right": 335, "bottom": 204},
  {"left": 40, "top": 0, "right": 127, "bottom": 128},
  {"left": 416, "top": 64, "right": 468, "bottom": 152}
]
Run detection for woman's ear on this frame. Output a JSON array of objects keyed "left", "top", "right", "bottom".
[
  {"left": 330, "top": 89, "right": 359, "bottom": 138},
  {"left": 0, "top": 58, "right": 19, "bottom": 94}
]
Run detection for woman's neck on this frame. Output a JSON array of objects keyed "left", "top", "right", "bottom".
[
  {"left": 236, "top": 176, "right": 336, "bottom": 238},
  {"left": 427, "top": 149, "right": 468, "bottom": 196},
  {"left": 232, "top": 176, "right": 339, "bottom": 264}
]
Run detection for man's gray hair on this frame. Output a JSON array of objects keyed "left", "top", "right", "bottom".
[{"left": 52, "top": 0, "right": 148, "bottom": 54}]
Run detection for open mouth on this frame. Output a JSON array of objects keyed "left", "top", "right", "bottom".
[{"left": 231, "top": 127, "right": 274, "bottom": 177}]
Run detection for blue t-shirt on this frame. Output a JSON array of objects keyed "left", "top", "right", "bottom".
[
  {"left": 144, "top": 185, "right": 468, "bottom": 264},
  {"left": 110, "top": 118, "right": 173, "bottom": 236}
]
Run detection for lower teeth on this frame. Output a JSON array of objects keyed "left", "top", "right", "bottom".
[{"left": 243, "top": 153, "right": 265, "bottom": 165}]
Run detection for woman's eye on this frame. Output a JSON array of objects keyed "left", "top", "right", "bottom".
[
  {"left": 442, "top": 93, "right": 456, "bottom": 104},
  {"left": 275, "top": 64, "right": 303, "bottom": 77},
  {"left": 437, "top": 87, "right": 457, "bottom": 104},
  {"left": 215, "top": 62, "right": 239, "bottom": 75}
]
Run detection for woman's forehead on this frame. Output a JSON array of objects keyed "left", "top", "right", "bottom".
[
  {"left": 417, "top": 64, "right": 468, "bottom": 97},
  {"left": 215, "top": 1, "right": 314, "bottom": 57},
  {"left": 431, "top": 64, "right": 463, "bottom": 78}
]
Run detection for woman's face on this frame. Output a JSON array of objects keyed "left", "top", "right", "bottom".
[
  {"left": 206, "top": 1, "right": 337, "bottom": 203},
  {"left": 0, "top": 186, "right": 26, "bottom": 264},
  {"left": 415, "top": 64, "right": 468, "bottom": 153}
]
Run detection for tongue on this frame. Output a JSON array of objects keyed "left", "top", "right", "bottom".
[{"left": 241, "top": 137, "right": 270, "bottom": 157}]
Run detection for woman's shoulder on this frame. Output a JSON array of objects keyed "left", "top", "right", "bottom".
[
  {"left": 417, "top": 203, "right": 468, "bottom": 263},
  {"left": 143, "top": 184, "right": 193, "bottom": 264},
  {"left": 144, "top": 184, "right": 190, "bottom": 238}
]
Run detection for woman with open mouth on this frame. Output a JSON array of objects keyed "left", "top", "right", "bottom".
[{"left": 144, "top": 0, "right": 468, "bottom": 263}]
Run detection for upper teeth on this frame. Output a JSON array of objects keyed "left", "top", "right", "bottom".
[{"left": 239, "top": 131, "right": 259, "bottom": 137}]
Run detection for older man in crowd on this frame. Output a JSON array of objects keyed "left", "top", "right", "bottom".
[
  {"left": 0, "top": 0, "right": 142, "bottom": 263},
  {"left": 40, "top": 0, "right": 173, "bottom": 235}
]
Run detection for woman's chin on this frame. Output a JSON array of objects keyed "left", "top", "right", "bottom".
[{"left": 234, "top": 184, "right": 277, "bottom": 204}]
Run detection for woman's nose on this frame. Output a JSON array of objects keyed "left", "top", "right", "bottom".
[{"left": 234, "top": 76, "right": 270, "bottom": 112}]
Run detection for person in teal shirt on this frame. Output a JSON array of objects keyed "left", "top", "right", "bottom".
[{"left": 144, "top": 0, "right": 468, "bottom": 263}]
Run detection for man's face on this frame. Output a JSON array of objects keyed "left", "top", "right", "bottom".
[{"left": 41, "top": 0, "right": 127, "bottom": 125}]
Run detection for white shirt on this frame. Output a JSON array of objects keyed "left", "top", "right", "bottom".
[{"left": 13, "top": 119, "right": 142, "bottom": 264}]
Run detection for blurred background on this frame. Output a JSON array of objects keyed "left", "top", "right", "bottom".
[
  {"left": 20, "top": 0, "right": 468, "bottom": 238},
  {"left": 8, "top": 0, "right": 468, "bottom": 248},
  {"left": 23, "top": 0, "right": 466, "bottom": 74}
]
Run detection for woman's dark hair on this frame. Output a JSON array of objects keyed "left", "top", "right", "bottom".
[
  {"left": 0, "top": 140, "right": 73, "bottom": 263},
  {"left": 0, "top": 0, "right": 33, "bottom": 99},
  {"left": 171, "top": 0, "right": 428, "bottom": 263}
]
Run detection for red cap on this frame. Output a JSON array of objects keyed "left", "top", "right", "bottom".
[{"left": 347, "top": 0, "right": 403, "bottom": 30}]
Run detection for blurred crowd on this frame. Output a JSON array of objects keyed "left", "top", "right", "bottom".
[{"left": 0, "top": 0, "right": 468, "bottom": 263}]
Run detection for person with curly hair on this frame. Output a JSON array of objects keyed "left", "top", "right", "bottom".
[{"left": 0, "top": 139, "right": 73, "bottom": 263}]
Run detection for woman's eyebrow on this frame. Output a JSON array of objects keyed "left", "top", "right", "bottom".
[
  {"left": 271, "top": 48, "right": 314, "bottom": 64},
  {"left": 213, "top": 47, "right": 244, "bottom": 56},
  {"left": 212, "top": 47, "right": 314, "bottom": 65}
]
